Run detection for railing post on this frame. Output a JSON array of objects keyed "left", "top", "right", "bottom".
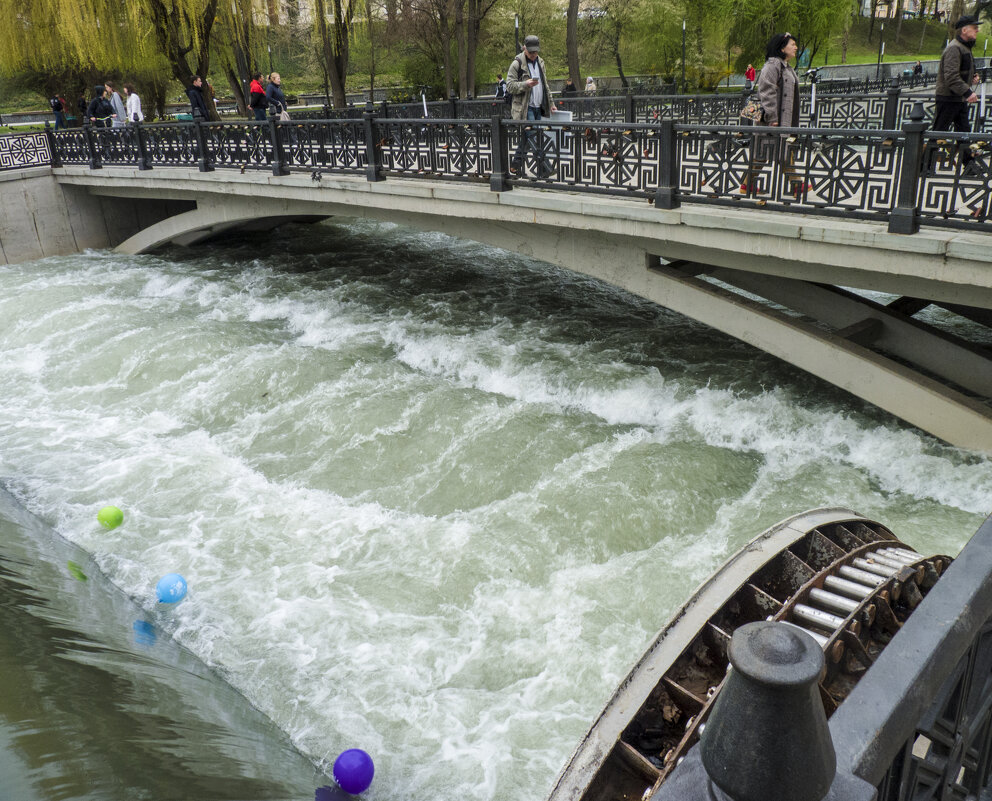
[
  {"left": 889, "top": 101, "right": 926, "bottom": 235},
  {"left": 655, "top": 119, "right": 680, "bottom": 210},
  {"left": 449, "top": 92, "right": 459, "bottom": 119},
  {"left": 268, "top": 115, "right": 289, "bottom": 176},
  {"left": 43, "top": 121, "right": 62, "bottom": 168},
  {"left": 882, "top": 79, "right": 901, "bottom": 130},
  {"left": 625, "top": 92, "right": 635, "bottom": 124},
  {"left": 362, "top": 102, "right": 384, "bottom": 182},
  {"left": 133, "top": 121, "right": 152, "bottom": 170},
  {"left": 191, "top": 113, "right": 214, "bottom": 172},
  {"left": 83, "top": 121, "right": 102, "bottom": 170},
  {"left": 489, "top": 104, "right": 511, "bottom": 192}
]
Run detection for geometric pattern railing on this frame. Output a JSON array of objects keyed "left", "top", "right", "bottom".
[
  {"left": 2, "top": 109, "right": 987, "bottom": 234},
  {"left": 875, "top": 623, "right": 992, "bottom": 801},
  {"left": 0, "top": 131, "right": 50, "bottom": 169},
  {"left": 676, "top": 126, "right": 904, "bottom": 222}
]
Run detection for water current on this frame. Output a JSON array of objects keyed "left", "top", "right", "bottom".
[{"left": 0, "top": 219, "right": 989, "bottom": 801}]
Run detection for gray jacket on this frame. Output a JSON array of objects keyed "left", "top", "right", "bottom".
[
  {"left": 506, "top": 52, "right": 552, "bottom": 120},
  {"left": 936, "top": 37, "right": 976, "bottom": 101},
  {"left": 757, "top": 57, "right": 799, "bottom": 127}
]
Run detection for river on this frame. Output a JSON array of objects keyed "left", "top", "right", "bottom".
[{"left": 0, "top": 219, "right": 988, "bottom": 801}]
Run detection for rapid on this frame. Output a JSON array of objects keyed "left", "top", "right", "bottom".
[{"left": 0, "top": 219, "right": 988, "bottom": 800}]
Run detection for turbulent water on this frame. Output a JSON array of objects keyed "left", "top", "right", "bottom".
[{"left": 0, "top": 219, "right": 989, "bottom": 801}]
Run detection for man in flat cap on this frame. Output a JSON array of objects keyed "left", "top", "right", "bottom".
[
  {"left": 506, "top": 34, "right": 557, "bottom": 177},
  {"left": 932, "top": 15, "right": 982, "bottom": 170}
]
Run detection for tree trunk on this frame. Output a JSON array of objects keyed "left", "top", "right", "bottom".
[
  {"left": 146, "top": 0, "right": 221, "bottom": 120},
  {"left": 439, "top": 1, "right": 454, "bottom": 97},
  {"left": 225, "top": 62, "right": 248, "bottom": 116},
  {"left": 455, "top": 0, "right": 467, "bottom": 97},
  {"left": 868, "top": 0, "right": 879, "bottom": 42},
  {"left": 566, "top": 0, "right": 580, "bottom": 89},
  {"left": 842, "top": 26, "right": 849, "bottom": 63},
  {"left": 314, "top": 0, "right": 352, "bottom": 108}
]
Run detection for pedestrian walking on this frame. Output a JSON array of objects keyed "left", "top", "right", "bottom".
[
  {"left": 49, "top": 94, "right": 65, "bottom": 130},
  {"left": 124, "top": 84, "right": 143, "bottom": 122},
  {"left": 506, "top": 35, "right": 557, "bottom": 177},
  {"left": 585, "top": 76, "right": 597, "bottom": 95},
  {"left": 561, "top": 78, "right": 578, "bottom": 97},
  {"left": 86, "top": 85, "right": 115, "bottom": 128},
  {"left": 931, "top": 16, "right": 981, "bottom": 175},
  {"left": 249, "top": 72, "right": 267, "bottom": 120},
  {"left": 265, "top": 73, "right": 288, "bottom": 119},
  {"left": 741, "top": 32, "right": 805, "bottom": 196},
  {"left": 105, "top": 82, "right": 127, "bottom": 128},
  {"left": 744, "top": 63, "right": 756, "bottom": 90},
  {"left": 77, "top": 94, "right": 87, "bottom": 120},
  {"left": 913, "top": 60, "right": 924, "bottom": 77},
  {"left": 187, "top": 76, "right": 210, "bottom": 120},
  {"left": 495, "top": 73, "right": 507, "bottom": 99}
]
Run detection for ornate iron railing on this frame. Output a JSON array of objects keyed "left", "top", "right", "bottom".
[
  {"left": 0, "top": 99, "right": 978, "bottom": 235},
  {"left": 0, "top": 131, "right": 50, "bottom": 169}
]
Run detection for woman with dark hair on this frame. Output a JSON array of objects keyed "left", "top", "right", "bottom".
[
  {"left": 741, "top": 32, "right": 805, "bottom": 195},
  {"left": 758, "top": 33, "right": 800, "bottom": 128},
  {"left": 249, "top": 72, "right": 267, "bottom": 121}
]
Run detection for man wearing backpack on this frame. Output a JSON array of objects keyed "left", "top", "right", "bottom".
[
  {"left": 49, "top": 95, "right": 65, "bottom": 130},
  {"left": 506, "top": 34, "right": 556, "bottom": 177}
]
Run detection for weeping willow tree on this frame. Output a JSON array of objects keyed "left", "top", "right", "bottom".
[
  {"left": 723, "top": 0, "right": 857, "bottom": 71},
  {"left": 0, "top": 0, "right": 223, "bottom": 119},
  {"left": 314, "top": 0, "right": 358, "bottom": 108},
  {"left": 216, "top": 0, "right": 261, "bottom": 116}
]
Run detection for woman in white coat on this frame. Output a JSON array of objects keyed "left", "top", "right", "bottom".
[{"left": 124, "top": 84, "right": 144, "bottom": 123}]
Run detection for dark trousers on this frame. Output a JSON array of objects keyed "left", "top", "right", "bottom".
[
  {"left": 253, "top": 108, "right": 266, "bottom": 121},
  {"left": 511, "top": 107, "right": 553, "bottom": 176},
  {"left": 931, "top": 100, "right": 973, "bottom": 167},
  {"left": 53, "top": 111, "right": 65, "bottom": 131}
]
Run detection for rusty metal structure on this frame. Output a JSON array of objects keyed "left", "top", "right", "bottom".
[{"left": 547, "top": 507, "right": 992, "bottom": 801}]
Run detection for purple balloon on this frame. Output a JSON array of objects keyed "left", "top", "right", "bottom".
[{"left": 333, "top": 749, "right": 374, "bottom": 795}]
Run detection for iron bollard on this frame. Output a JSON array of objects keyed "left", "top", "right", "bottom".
[
  {"left": 43, "top": 121, "right": 62, "bottom": 168},
  {"left": 267, "top": 115, "right": 289, "bottom": 176},
  {"left": 882, "top": 80, "right": 902, "bottom": 131},
  {"left": 133, "top": 121, "right": 152, "bottom": 171},
  {"left": 701, "top": 622, "right": 835, "bottom": 801},
  {"left": 655, "top": 119, "right": 679, "bottom": 210},
  {"left": 449, "top": 93, "right": 459, "bottom": 119},
  {"left": 82, "top": 121, "right": 102, "bottom": 170},
  {"left": 191, "top": 114, "right": 214, "bottom": 172},
  {"left": 489, "top": 103, "right": 511, "bottom": 192},
  {"left": 889, "top": 101, "right": 927, "bottom": 235},
  {"left": 362, "top": 104, "right": 384, "bottom": 182}
]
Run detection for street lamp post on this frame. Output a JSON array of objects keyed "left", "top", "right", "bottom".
[
  {"left": 876, "top": 22, "right": 884, "bottom": 81},
  {"left": 515, "top": 14, "right": 520, "bottom": 54},
  {"left": 681, "top": 19, "right": 687, "bottom": 94}
]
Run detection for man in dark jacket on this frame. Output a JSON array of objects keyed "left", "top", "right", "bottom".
[
  {"left": 187, "top": 76, "right": 210, "bottom": 120},
  {"left": 86, "top": 86, "right": 115, "bottom": 128},
  {"left": 933, "top": 16, "right": 981, "bottom": 167}
]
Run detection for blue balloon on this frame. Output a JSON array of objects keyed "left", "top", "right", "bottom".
[
  {"left": 156, "top": 573, "right": 188, "bottom": 604},
  {"left": 333, "top": 749, "right": 374, "bottom": 795}
]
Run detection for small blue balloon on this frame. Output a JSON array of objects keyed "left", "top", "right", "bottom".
[
  {"left": 156, "top": 573, "right": 188, "bottom": 604},
  {"left": 333, "top": 749, "right": 374, "bottom": 795}
]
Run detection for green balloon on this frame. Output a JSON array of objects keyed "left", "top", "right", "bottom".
[
  {"left": 67, "top": 561, "right": 88, "bottom": 582},
  {"left": 97, "top": 505, "right": 124, "bottom": 530}
]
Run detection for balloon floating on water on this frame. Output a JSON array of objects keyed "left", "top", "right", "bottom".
[
  {"left": 156, "top": 573, "right": 187, "bottom": 604},
  {"left": 97, "top": 505, "right": 124, "bottom": 530},
  {"left": 333, "top": 749, "right": 374, "bottom": 795}
]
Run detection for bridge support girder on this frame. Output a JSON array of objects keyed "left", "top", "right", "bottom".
[{"left": 647, "top": 259, "right": 992, "bottom": 453}]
